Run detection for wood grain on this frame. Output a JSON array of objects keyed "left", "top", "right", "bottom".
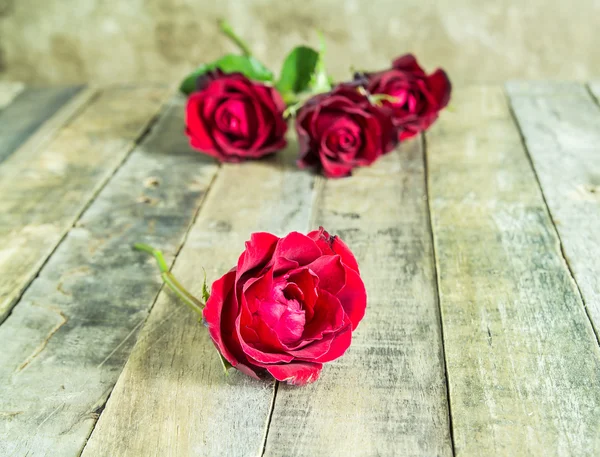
[
  {"left": 507, "top": 81, "right": 600, "bottom": 339},
  {"left": 0, "top": 98, "right": 219, "bottom": 457},
  {"left": 81, "top": 138, "right": 315, "bottom": 457},
  {"left": 263, "top": 140, "right": 453, "bottom": 457},
  {"left": 0, "top": 81, "right": 25, "bottom": 109},
  {"left": 426, "top": 85, "right": 600, "bottom": 456},
  {"left": 0, "top": 86, "right": 83, "bottom": 163},
  {"left": 0, "top": 85, "right": 169, "bottom": 323}
]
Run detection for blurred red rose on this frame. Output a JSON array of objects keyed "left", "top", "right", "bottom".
[
  {"left": 203, "top": 228, "right": 366, "bottom": 385},
  {"left": 185, "top": 70, "right": 287, "bottom": 162},
  {"left": 362, "top": 54, "right": 451, "bottom": 140},
  {"left": 296, "top": 84, "right": 397, "bottom": 178}
]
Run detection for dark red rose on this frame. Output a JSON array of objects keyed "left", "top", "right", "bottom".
[
  {"left": 203, "top": 228, "right": 366, "bottom": 385},
  {"left": 362, "top": 54, "right": 451, "bottom": 140},
  {"left": 295, "top": 83, "right": 397, "bottom": 179},
  {"left": 185, "top": 70, "right": 288, "bottom": 162}
]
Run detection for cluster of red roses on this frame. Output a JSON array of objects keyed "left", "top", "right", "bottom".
[
  {"left": 140, "top": 30, "right": 452, "bottom": 386},
  {"left": 185, "top": 54, "right": 451, "bottom": 178}
]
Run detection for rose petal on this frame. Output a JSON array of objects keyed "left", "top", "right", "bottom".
[
  {"left": 314, "top": 324, "right": 352, "bottom": 363},
  {"left": 241, "top": 268, "right": 274, "bottom": 313},
  {"left": 302, "top": 289, "right": 346, "bottom": 341},
  {"left": 185, "top": 94, "right": 215, "bottom": 152},
  {"left": 237, "top": 232, "right": 279, "bottom": 279},
  {"left": 271, "top": 232, "right": 322, "bottom": 273},
  {"left": 288, "top": 332, "right": 335, "bottom": 359},
  {"left": 286, "top": 268, "right": 319, "bottom": 320},
  {"left": 320, "top": 155, "right": 354, "bottom": 178},
  {"left": 203, "top": 270, "right": 239, "bottom": 366},
  {"left": 238, "top": 318, "right": 295, "bottom": 364},
  {"left": 306, "top": 255, "right": 346, "bottom": 295},
  {"left": 307, "top": 227, "right": 360, "bottom": 273},
  {"left": 428, "top": 69, "right": 452, "bottom": 109},
  {"left": 266, "top": 362, "right": 323, "bottom": 385},
  {"left": 336, "top": 266, "right": 367, "bottom": 330},
  {"left": 392, "top": 54, "right": 426, "bottom": 76}
]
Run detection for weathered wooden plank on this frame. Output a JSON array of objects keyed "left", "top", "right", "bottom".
[
  {"left": 507, "top": 81, "right": 600, "bottom": 340},
  {"left": 0, "top": 98, "right": 219, "bottom": 457},
  {"left": 0, "top": 86, "right": 83, "bottom": 164},
  {"left": 81, "top": 140, "right": 315, "bottom": 457},
  {"left": 0, "top": 87, "right": 97, "bottom": 172},
  {"left": 0, "top": 85, "right": 169, "bottom": 323},
  {"left": 0, "top": 81, "right": 25, "bottom": 110},
  {"left": 426, "top": 86, "right": 600, "bottom": 456},
  {"left": 263, "top": 140, "right": 453, "bottom": 457}
]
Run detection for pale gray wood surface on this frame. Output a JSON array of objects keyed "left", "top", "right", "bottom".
[
  {"left": 0, "top": 81, "right": 25, "bottom": 109},
  {"left": 0, "top": 86, "right": 83, "bottom": 163},
  {"left": 0, "top": 98, "right": 219, "bottom": 457},
  {"left": 507, "top": 81, "right": 600, "bottom": 340},
  {"left": 426, "top": 86, "right": 600, "bottom": 456},
  {"left": 0, "top": 86, "right": 169, "bottom": 323},
  {"left": 263, "top": 140, "right": 453, "bottom": 457},
  {"left": 81, "top": 138, "right": 315, "bottom": 457}
]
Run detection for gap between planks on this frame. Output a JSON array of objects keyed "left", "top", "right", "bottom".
[
  {"left": 505, "top": 85, "right": 600, "bottom": 349},
  {"left": 422, "top": 132, "right": 457, "bottom": 456},
  {"left": 258, "top": 173, "right": 326, "bottom": 457}
]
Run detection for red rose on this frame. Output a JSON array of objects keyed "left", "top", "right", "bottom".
[
  {"left": 203, "top": 228, "right": 366, "bottom": 385},
  {"left": 296, "top": 84, "right": 397, "bottom": 179},
  {"left": 185, "top": 70, "right": 288, "bottom": 162},
  {"left": 362, "top": 54, "right": 451, "bottom": 140}
]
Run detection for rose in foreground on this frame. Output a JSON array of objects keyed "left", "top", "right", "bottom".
[
  {"left": 361, "top": 54, "right": 451, "bottom": 140},
  {"left": 185, "top": 70, "right": 288, "bottom": 162},
  {"left": 296, "top": 84, "right": 397, "bottom": 179},
  {"left": 135, "top": 228, "right": 366, "bottom": 386}
]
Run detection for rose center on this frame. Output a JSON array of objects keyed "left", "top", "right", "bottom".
[
  {"left": 388, "top": 87, "right": 422, "bottom": 114},
  {"left": 325, "top": 127, "right": 359, "bottom": 158},
  {"left": 215, "top": 100, "right": 248, "bottom": 137},
  {"left": 261, "top": 281, "right": 307, "bottom": 345}
]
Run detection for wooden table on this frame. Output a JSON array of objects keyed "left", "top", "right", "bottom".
[{"left": 0, "top": 81, "right": 599, "bottom": 457}]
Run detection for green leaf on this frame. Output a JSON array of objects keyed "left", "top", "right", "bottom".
[
  {"left": 275, "top": 46, "right": 320, "bottom": 99},
  {"left": 218, "top": 353, "right": 233, "bottom": 375},
  {"left": 179, "top": 54, "right": 273, "bottom": 95},
  {"left": 179, "top": 64, "right": 210, "bottom": 95},
  {"left": 201, "top": 268, "right": 210, "bottom": 303}
]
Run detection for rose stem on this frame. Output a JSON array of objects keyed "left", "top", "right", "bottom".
[
  {"left": 133, "top": 243, "right": 205, "bottom": 317},
  {"left": 218, "top": 19, "right": 253, "bottom": 57}
]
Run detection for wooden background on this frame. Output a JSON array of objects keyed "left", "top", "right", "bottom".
[{"left": 0, "top": 81, "right": 599, "bottom": 456}]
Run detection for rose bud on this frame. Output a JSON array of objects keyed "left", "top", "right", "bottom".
[
  {"left": 296, "top": 83, "right": 397, "bottom": 178},
  {"left": 360, "top": 54, "right": 451, "bottom": 141},
  {"left": 185, "top": 70, "right": 288, "bottom": 162},
  {"left": 134, "top": 227, "right": 366, "bottom": 386}
]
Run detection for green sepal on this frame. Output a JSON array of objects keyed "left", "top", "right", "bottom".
[
  {"left": 201, "top": 268, "right": 210, "bottom": 303},
  {"left": 179, "top": 54, "right": 273, "bottom": 95},
  {"left": 218, "top": 354, "right": 233, "bottom": 375}
]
